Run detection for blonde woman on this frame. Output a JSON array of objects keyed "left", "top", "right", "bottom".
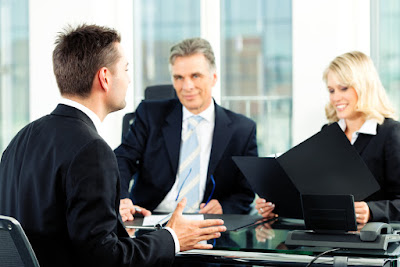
[{"left": 257, "top": 51, "right": 400, "bottom": 224}]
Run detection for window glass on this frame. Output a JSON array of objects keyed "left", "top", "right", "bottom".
[
  {"left": 135, "top": 0, "right": 200, "bottom": 105},
  {"left": 220, "top": 0, "right": 292, "bottom": 156},
  {"left": 0, "top": 0, "right": 29, "bottom": 152},
  {"left": 373, "top": 0, "right": 400, "bottom": 113}
]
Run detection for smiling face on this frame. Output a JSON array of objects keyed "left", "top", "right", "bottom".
[
  {"left": 327, "top": 71, "right": 362, "bottom": 121},
  {"left": 171, "top": 53, "right": 217, "bottom": 114}
]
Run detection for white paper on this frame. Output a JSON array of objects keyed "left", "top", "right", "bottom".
[{"left": 143, "top": 214, "right": 204, "bottom": 226}]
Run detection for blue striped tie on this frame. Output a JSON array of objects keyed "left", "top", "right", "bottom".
[{"left": 176, "top": 116, "right": 203, "bottom": 212}]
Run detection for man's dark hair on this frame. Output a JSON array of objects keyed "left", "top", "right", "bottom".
[{"left": 53, "top": 24, "right": 121, "bottom": 97}]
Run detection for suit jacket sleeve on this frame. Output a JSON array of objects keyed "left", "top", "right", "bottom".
[
  {"left": 218, "top": 120, "right": 258, "bottom": 214},
  {"left": 115, "top": 102, "right": 149, "bottom": 198},
  {"left": 67, "top": 139, "right": 175, "bottom": 266},
  {"left": 366, "top": 122, "right": 400, "bottom": 222}
]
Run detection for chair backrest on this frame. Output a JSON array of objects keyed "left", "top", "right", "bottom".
[
  {"left": 122, "top": 84, "right": 176, "bottom": 140},
  {"left": 144, "top": 84, "right": 176, "bottom": 100},
  {"left": 0, "top": 215, "right": 40, "bottom": 267}
]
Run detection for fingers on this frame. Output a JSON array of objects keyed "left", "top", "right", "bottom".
[
  {"left": 256, "top": 224, "right": 275, "bottom": 242},
  {"left": 126, "top": 228, "right": 136, "bottom": 237},
  {"left": 196, "top": 219, "right": 225, "bottom": 228},
  {"left": 134, "top": 205, "right": 152, "bottom": 216},
  {"left": 354, "top": 201, "right": 370, "bottom": 224},
  {"left": 255, "top": 199, "right": 275, "bottom": 217},
  {"left": 256, "top": 198, "right": 266, "bottom": 204},
  {"left": 192, "top": 243, "right": 214, "bottom": 250},
  {"left": 199, "top": 200, "right": 223, "bottom": 214},
  {"left": 120, "top": 212, "right": 133, "bottom": 222},
  {"left": 174, "top": 197, "right": 187, "bottom": 215}
]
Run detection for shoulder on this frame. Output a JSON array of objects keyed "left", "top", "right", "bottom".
[
  {"left": 377, "top": 118, "right": 400, "bottom": 136},
  {"left": 376, "top": 118, "right": 400, "bottom": 147},
  {"left": 137, "top": 98, "right": 180, "bottom": 114}
]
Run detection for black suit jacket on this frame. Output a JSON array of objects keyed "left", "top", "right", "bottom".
[
  {"left": 353, "top": 118, "right": 400, "bottom": 222},
  {"left": 0, "top": 104, "right": 175, "bottom": 267},
  {"left": 115, "top": 99, "right": 258, "bottom": 214}
]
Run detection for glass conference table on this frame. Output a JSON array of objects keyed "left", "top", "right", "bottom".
[{"left": 127, "top": 215, "right": 400, "bottom": 266}]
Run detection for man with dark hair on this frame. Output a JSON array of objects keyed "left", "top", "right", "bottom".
[
  {"left": 0, "top": 25, "right": 225, "bottom": 267},
  {"left": 115, "top": 37, "right": 257, "bottom": 215}
]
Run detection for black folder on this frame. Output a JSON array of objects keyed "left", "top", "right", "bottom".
[
  {"left": 232, "top": 156, "right": 303, "bottom": 219},
  {"left": 277, "top": 123, "right": 380, "bottom": 201},
  {"left": 233, "top": 122, "right": 380, "bottom": 222}
]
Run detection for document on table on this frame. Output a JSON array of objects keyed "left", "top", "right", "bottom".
[{"left": 143, "top": 214, "right": 204, "bottom": 226}]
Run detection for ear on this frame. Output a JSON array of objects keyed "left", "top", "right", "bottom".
[
  {"left": 211, "top": 71, "right": 218, "bottom": 87},
  {"left": 98, "top": 67, "right": 110, "bottom": 92}
]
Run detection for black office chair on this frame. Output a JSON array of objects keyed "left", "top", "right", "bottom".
[
  {"left": 122, "top": 84, "right": 176, "bottom": 139},
  {"left": 144, "top": 84, "right": 176, "bottom": 100},
  {"left": 0, "top": 215, "right": 40, "bottom": 267}
]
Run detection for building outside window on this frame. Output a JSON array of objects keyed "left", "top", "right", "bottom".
[
  {"left": 371, "top": 0, "right": 400, "bottom": 114},
  {"left": 220, "top": 0, "right": 292, "bottom": 156},
  {"left": 0, "top": 0, "right": 29, "bottom": 153}
]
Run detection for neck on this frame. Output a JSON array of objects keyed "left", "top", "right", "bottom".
[
  {"left": 63, "top": 95, "right": 107, "bottom": 121},
  {"left": 344, "top": 116, "right": 366, "bottom": 141}
]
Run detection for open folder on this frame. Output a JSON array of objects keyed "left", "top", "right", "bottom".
[
  {"left": 277, "top": 122, "right": 379, "bottom": 201},
  {"left": 232, "top": 156, "right": 303, "bottom": 219},
  {"left": 233, "top": 122, "right": 380, "bottom": 220}
]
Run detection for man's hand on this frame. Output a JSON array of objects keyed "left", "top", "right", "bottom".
[
  {"left": 119, "top": 198, "right": 151, "bottom": 222},
  {"left": 255, "top": 198, "right": 276, "bottom": 218},
  {"left": 199, "top": 199, "right": 223, "bottom": 214},
  {"left": 354, "top": 201, "right": 370, "bottom": 224},
  {"left": 167, "top": 198, "right": 226, "bottom": 251}
]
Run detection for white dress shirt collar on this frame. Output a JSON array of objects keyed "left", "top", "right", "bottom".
[
  {"left": 182, "top": 99, "right": 215, "bottom": 123},
  {"left": 337, "top": 119, "right": 377, "bottom": 144},
  {"left": 59, "top": 98, "right": 102, "bottom": 131}
]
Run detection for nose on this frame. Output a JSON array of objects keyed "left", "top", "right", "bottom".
[
  {"left": 182, "top": 78, "right": 194, "bottom": 91},
  {"left": 330, "top": 90, "right": 341, "bottom": 102}
]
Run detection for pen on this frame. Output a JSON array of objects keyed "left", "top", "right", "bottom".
[
  {"left": 155, "top": 213, "right": 173, "bottom": 229},
  {"left": 204, "top": 174, "right": 216, "bottom": 207}
]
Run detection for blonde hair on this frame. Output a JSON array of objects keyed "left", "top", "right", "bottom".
[{"left": 322, "top": 51, "right": 396, "bottom": 124}]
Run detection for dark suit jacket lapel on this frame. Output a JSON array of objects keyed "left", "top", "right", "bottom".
[
  {"left": 162, "top": 102, "right": 183, "bottom": 175},
  {"left": 353, "top": 134, "right": 373, "bottom": 154},
  {"left": 51, "top": 104, "right": 97, "bottom": 132},
  {"left": 207, "top": 103, "right": 232, "bottom": 176}
]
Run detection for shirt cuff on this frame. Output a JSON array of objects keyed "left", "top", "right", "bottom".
[{"left": 164, "top": 226, "right": 180, "bottom": 253}]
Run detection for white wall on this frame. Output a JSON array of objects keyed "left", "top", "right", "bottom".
[
  {"left": 292, "top": 0, "right": 370, "bottom": 145},
  {"left": 28, "top": 0, "right": 371, "bottom": 149},
  {"left": 29, "top": 0, "right": 134, "bottom": 149}
]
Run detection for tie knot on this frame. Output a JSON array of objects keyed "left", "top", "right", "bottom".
[{"left": 188, "top": 116, "right": 203, "bottom": 128}]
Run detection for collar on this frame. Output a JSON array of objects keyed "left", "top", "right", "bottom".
[
  {"left": 338, "top": 119, "right": 377, "bottom": 136},
  {"left": 59, "top": 98, "right": 102, "bottom": 131},
  {"left": 182, "top": 99, "right": 215, "bottom": 122}
]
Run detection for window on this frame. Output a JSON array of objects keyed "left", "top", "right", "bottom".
[
  {"left": 220, "top": 0, "right": 292, "bottom": 156},
  {"left": 133, "top": 0, "right": 200, "bottom": 106},
  {"left": 0, "top": 0, "right": 29, "bottom": 152},
  {"left": 371, "top": 0, "right": 400, "bottom": 113},
  {"left": 133, "top": 0, "right": 292, "bottom": 156}
]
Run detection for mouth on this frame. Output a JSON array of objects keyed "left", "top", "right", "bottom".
[
  {"left": 336, "top": 104, "right": 347, "bottom": 112},
  {"left": 183, "top": 94, "right": 197, "bottom": 100}
]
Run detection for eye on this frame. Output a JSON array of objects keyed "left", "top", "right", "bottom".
[
  {"left": 328, "top": 88, "right": 334, "bottom": 94},
  {"left": 341, "top": 87, "right": 348, "bottom": 91},
  {"left": 193, "top": 74, "right": 199, "bottom": 78}
]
